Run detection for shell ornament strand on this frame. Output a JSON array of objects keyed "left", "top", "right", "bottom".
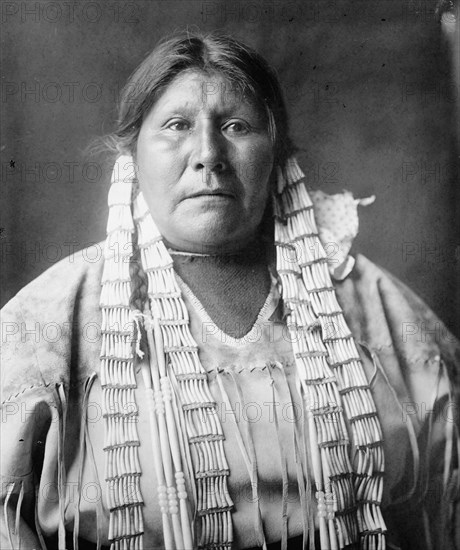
[
  {"left": 99, "top": 155, "right": 387, "bottom": 550},
  {"left": 275, "top": 160, "right": 386, "bottom": 550}
]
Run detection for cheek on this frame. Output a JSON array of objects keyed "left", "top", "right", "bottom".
[
  {"left": 136, "top": 139, "right": 184, "bottom": 206},
  {"left": 238, "top": 143, "right": 274, "bottom": 204},
  {"left": 137, "top": 138, "right": 177, "bottom": 178}
]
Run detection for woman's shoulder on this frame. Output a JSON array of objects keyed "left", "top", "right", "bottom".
[
  {"left": 3, "top": 241, "right": 105, "bottom": 319},
  {"left": 337, "top": 252, "right": 459, "bottom": 352},
  {"left": 336, "top": 253, "right": 459, "bottom": 413},
  {"left": 1, "top": 242, "right": 105, "bottom": 396},
  {"left": 341, "top": 253, "right": 456, "bottom": 333}
]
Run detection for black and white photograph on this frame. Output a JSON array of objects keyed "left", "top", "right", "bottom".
[{"left": 1, "top": 1, "right": 460, "bottom": 549}]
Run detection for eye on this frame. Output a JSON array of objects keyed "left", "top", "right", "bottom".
[
  {"left": 223, "top": 120, "right": 250, "bottom": 135},
  {"left": 165, "top": 119, "right": 190, "bottom": 132}
]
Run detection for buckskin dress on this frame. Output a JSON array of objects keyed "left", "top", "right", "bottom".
[{"left": 1, "top": 199, "right": 460, "bottom": 550}]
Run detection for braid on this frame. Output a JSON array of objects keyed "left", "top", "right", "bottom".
[
  {"left": 129, "top": 236, "right": 148, "bottom": 312},
  {"left": 129, "top": 187, "right": 149, "bottom": 313}
]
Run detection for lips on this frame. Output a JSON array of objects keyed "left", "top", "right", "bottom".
[{"left": 186, "top": 189, "right": 236, "bottom": 199}]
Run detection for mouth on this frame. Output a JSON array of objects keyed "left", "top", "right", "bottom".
[{"left": 186, "top": 190, "right": 236, "bottom": 199}]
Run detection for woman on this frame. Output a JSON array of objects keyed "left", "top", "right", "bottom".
[{"left": 1, "top": 32, "right": 459, "bottom": 550}]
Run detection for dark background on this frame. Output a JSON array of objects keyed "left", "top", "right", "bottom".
[{"left": 1, "top": 0, "right": 460, "bottom": 335}]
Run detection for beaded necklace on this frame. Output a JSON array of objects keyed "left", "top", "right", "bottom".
[{"left": 99, "top": 155, "right": 387, "bottom": 550}]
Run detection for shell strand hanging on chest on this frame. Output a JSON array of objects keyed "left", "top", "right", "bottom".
[
  {"left": 133, "top": 190, "right": 234, "bottom": 550},
  {"left": 274, "top": 159, "right": 387, "bottom": 549},
  {"left": 100, "top": 158, "right": 145, "bottom": 550}
]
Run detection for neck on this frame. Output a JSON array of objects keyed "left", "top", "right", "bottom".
[
  {"left": 165, "top": 235, "right": 267, "bottom": 257},
  {"left": 170, "top": 241, "right": 271, "bottom": 339}
]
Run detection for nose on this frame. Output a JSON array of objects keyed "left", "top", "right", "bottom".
[{"left": 189, "top": 121, "right": 227, "bottom": 175}]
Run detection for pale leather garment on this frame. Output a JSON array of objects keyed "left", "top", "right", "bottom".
[
  {"left": 1, "top": 246, "right": 459, "bottom": 550},
  {"left": 70, "top": 273, "right": 312, "bottom": 549}
]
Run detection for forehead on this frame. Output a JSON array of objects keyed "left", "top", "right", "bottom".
[{"left": 150, "top": 69, "right": 262, "bottom": 116}]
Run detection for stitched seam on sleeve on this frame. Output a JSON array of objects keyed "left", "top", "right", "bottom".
[
  {"left": 3, "top": 297, "right": 54, "bottom": 400},
  {"left": 1, "top": 382, "right": 54, "bottom": 404}
]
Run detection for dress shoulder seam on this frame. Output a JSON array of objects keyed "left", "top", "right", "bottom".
[{"left": 1, "top": 381, "right": 55, "bottom": 404}]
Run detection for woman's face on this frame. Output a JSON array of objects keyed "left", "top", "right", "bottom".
[{"left": 136, "top": 70, "right": 274, "bottom": 253}]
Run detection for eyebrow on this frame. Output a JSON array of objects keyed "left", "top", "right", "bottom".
[{"left": 154, "top": 100, "right": 265, "bottom": 121}]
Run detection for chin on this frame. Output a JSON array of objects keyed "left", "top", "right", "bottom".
[
  {"left": 191, "top": 213, "right": 236, "bottom": 235},
  {"left": 188, "top": 226, "right": 236, "bottom": 248},
  {"left": 174, "top": 221, "right": 247, "bottom": 253}
]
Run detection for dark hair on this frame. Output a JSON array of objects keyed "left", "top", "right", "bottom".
[{"left": 108, "top": 31, "right": 295, "bottom": 169}]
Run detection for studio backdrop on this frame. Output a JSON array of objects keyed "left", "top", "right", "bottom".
[{"left": 2, "top": 0, "right": 460, "bottom": 335}]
